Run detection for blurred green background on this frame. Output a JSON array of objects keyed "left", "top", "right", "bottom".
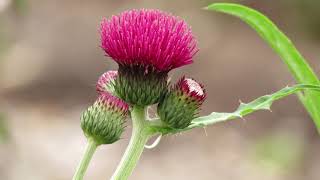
[{"left": 1, "top": 0, "right": 320, "bottom": 179}]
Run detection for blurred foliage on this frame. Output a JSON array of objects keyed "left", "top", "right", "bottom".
[
  {"left": 12, "top": 0, "right": 28, "bottom": 15},
  {"left": 0, "top": 0, "right": 28, "bottom": 57},
  {"left": 0, "top": 113, "right": 9, "bottom": 143},
  {"left": 253, "top": 134, "right": 303, "bottom": 173},
  {"left": 0, "top": 20, "right": 8, "bottom": 58}
]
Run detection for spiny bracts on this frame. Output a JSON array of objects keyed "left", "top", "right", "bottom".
[
  {"left": 158, "top": 77, "right": 206, "bottom": 129},
  {"left": 81, "top": 92, "right": 129, "bottom": 145}
]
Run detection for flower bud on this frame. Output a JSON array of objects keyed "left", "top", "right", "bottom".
[
  {"left": 81, "top": 93, "right": 129, "bottom": 145},
  {"left": 158, "top": 77, "right": 206, "bottom": 129},
  {"left": 96, "top": 70, "right": 118, "bottom": 95}
]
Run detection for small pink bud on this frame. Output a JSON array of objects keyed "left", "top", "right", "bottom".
[
  {"left": 96, "top": 70, "right": 118, "bottom": 94},
  {"left": 97, "top": 92, "right": 129, "bottom": 115},
  {"left": 176, "top": 77, "right": 206, "bottom": 105}
]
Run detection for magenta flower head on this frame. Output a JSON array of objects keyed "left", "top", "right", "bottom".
[
  {"left": 100, "top": 9, "right": 198, "bottom": 72},
  {"left": 99, "top": 9, "right": 198, "bottom": 106},
  {"left": 96, "top": 70, "right": 118, "bottom": 94},
  {"left": 158, "top": 77, "right": 206, "bottom": 129},
  {"left": 81, "top": 92, "right": 129, "bottom": 145}
]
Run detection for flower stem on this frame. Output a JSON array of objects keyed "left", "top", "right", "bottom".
[
  {"left": 73, "top": 138, "right": 98, "bottom": 180},
  {"left": 111, "top": 106, "right": 151, "bottom": 180}
]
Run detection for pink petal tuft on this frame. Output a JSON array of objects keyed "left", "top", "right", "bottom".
[
  {"left": 176, "top": 77, "right": 206, "bottom": 104},
  {"left": 98, "top": 92, "right": 129, "bottom": 114},
  {"left": 100, "top": 9, "right": 198, "bottom": 72},
  {"left": 96, "top": 70, "right": 118, "bottom": 93}
]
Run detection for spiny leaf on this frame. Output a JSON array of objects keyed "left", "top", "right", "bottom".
[
  {"left": 206, "top": 3, "right": 320, "bottom": 132},
  {"left": 189, "top": 84, "right": 320, "bottom": 129},
  {"left": 150, "top": 85, "right": 320, "bottom": 134}
]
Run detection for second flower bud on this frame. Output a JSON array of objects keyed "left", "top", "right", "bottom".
[{"left": 158, "top": 77, "right": 206, "bottom": 129}]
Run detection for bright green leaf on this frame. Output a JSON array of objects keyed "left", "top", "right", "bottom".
[
  {"left": 206, "top": 3, "right": 320, "bottom": 132},
  {"left": 190, "top": 84, "right": 320, "bottom": 129}
]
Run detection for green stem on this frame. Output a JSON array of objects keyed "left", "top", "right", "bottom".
[
  {"left": 111, "top": 106, "right": 151, "bottom": 180},
  {"left": 73, "top": 138, "right": 98, "bottom": 180}
]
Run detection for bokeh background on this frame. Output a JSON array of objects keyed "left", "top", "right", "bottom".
[{"left": 1, "top": 0, "right": 320, "bottom": 179}]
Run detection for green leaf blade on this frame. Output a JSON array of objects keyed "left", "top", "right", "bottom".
[
  {"left": 190, "top": 84, "right": 320, "bottom": 129},
  {"left": 206, "top": 3, "right": 320, "bottom": 132}
]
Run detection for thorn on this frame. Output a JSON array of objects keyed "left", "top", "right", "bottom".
[
  {"left": 240, "top": 116, "right": 246, "bottom": 123},
  {"left": 203, "top": 127, "right": 208, "bottom": 137},
  {"left": 202, "top": 6, "right": 209, "bottom": 10}
]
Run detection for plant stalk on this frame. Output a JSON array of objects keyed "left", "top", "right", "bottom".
[
  {"left": 73, "top": 138, "right": 98, "bottom": 180},
  {"left": 111, "top": 106, "right": 151, "bottom": 180}
]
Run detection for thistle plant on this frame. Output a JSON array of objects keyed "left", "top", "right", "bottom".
[
  {"left": 100, "top": 9, "right": 197, "bottom": 106},
  {"left": 73, "top": 4, "right": 320, "bottom": 180},
  {"left": 73, "top": 92, "right": 129, "bottom": 180}
]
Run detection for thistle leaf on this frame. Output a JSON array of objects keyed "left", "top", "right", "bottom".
[
  {"left": 189, "top": 85, "right": 320, "bottom": 129},
  {"left": 206, "top": 3, "right": 320, "bottom": 132}
]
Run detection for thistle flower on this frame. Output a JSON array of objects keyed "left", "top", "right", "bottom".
[
  {"left": 100, "top": 9, "right": 198, "bottom": 72},
  {"left": 158, "top": 77, "right": 206, "bottom": 129},
  {"left": 81, "top": 92, "right": 129, "bottom": 145},
  {"left": 96, "top": 70, "right": 118, "bottom": 94},
  {"left": 100, "top": 9, "right": 198, "bottom": 106}
]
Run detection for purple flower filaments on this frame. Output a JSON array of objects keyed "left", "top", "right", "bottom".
[{"left": 100, "top": 9, "right": 198, "bottom": 72}]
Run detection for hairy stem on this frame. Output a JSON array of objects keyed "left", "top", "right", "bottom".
[
  {"left": 73, "top": 138, "right": 98, "bottom": 180},
  {"left": 111, "top": 106, "right": 151, "bottom": 180}
]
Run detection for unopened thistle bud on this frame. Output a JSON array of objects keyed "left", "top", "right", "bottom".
[
  {"left": 100, "top": 9, "right": 198, "bottom": 106},
  {"left": 158, "top": 77, "right": 206, "bottom": 129},
  {"left": 96, "top": 70, "right": 118, "bottom": 95},
  {"left": 81, "top": 93, "right": 129, "bottom": 145}
]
